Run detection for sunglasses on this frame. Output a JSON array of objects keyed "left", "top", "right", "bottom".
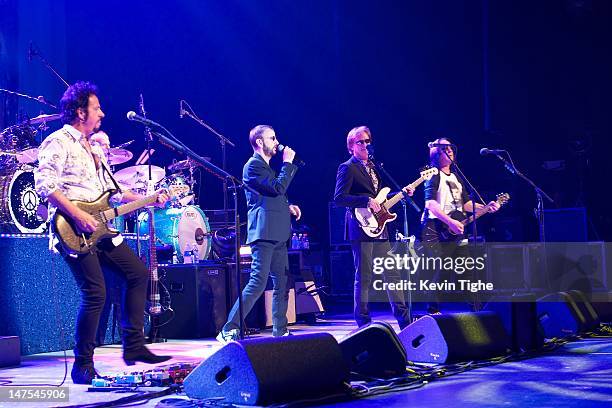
[{"left": 355, "top": 139, "right": 371, "bottom": 146}]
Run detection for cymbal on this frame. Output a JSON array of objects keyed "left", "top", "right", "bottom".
[
  {"left": 167, "top": 157, "right": 211, "bottom": 172},
  {"left": 114, "top": 165, "right": 165, "bottom": 190},
  {"left": 16, "top": 148, "right": 39, "bottom": 164},
  {"left": 107, "top": 148, "right": 133, "bottom": 165},
  {"left": 29, "top": 113, "right": 61, "bottom": 125}
]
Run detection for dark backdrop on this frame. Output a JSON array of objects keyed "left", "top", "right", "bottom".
[{"left": 2, "top": 0, "right": 611, "bottom": 243}]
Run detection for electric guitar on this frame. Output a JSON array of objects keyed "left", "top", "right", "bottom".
[
  {"left": 53, "top": 185, "right": 189, "bottom": 255},
  {"left": 354, "top": 167, "right": 439, "bottom": 238},
  {"left": 438, "top": 192, "right": 510, "bottom": 242}
]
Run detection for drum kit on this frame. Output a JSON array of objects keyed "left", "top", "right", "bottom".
[
  {"left": 0, "top": 113, "right": 212, "bottom": 261},
  {"left": 0, "top": 113, "right": 59, "bottom": 233}
]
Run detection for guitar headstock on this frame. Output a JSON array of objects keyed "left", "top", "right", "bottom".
[
  {"left": 496, "top": 192, "right": 510, "bottom": 206},
  {"left": 420, "top": 166, "right": 439, "bottom": 181}
]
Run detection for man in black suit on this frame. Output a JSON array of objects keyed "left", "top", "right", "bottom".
[
  {"left": 218, "top": 125, "right": 301, "bottom": 342},
  {"left": 334, "top": 126, "right": 413, "bottom": 329}
]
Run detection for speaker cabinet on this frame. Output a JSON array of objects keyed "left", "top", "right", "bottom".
[
  {"left": 160, "top": 263, "right": 227, "bottom": 339},
  {"left": 537, "top": 292, "right": 584, "bottom": 338},
  {"left": 399, "top": 312, "right": 509, "bottom": 364},
  {"left": 339, "top": 321, "right": 406, "bottom": 378},
  {"left": 0, "top": 336, "right": 20, "bottom": 367},
  {"left": 183, "top": 333, "right": 348, "bottom": 405},
  {"left": 329, "top": 202, "right": 348, "bottom": 246},
  {"left": 329, "top": 250, "right": 354, "bottom": 295},
  {"left": 537, "top": 290, "right": 600, "bottom": 339},
  {"left": 486, "top": 294, "right": 544, "bottom": 352}
]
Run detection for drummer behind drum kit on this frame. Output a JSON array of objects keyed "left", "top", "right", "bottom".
[
  {"left": 0, "top": 113, "right": 61, "bottom": 233},
  {"left": 0, "top": 113, "right": 212, "bottom": 262}
]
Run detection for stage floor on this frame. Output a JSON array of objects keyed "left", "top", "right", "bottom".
[{"left": 2, "top": 312, "right": 612, "bottom": 407}]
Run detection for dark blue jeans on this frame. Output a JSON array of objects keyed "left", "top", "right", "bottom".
[
  {"left": 224, "top": 240, "right": 289, "bottom": 336},
  {"left": 64, "top": 239, "right": 148, "bottom": 366}
]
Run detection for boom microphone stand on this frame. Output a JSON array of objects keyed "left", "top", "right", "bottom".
[
  {"left": 367, "top": 145, "right": 420, "bottom": 322},
  {"left": 438, "top": 144, "right": 485, "bottom": 310},
  {"left": 179, "top": 100, "right": 236, "bottom": 218},
  {"left": 486, "top": 150, "right": 553, "bottom": 242},
  {"left": 129, "top": 118, "right": 255, "bottom": 340}
]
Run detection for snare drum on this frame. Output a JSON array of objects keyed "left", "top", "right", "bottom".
[
  {"left": 137, "top": 205, "right": 211, "bottom": 262},
  {"left": 0, "top": 165, "right": 48, "bottom": 233}
]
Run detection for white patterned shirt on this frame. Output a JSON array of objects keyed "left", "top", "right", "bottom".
[{"left": 35, "top": 124, "right": 124, "bottom": 248}]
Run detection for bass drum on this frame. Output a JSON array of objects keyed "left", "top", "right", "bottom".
[
  {"left": 0, "top": 166, "right": 48, "bottom": 233},
  {"left": 138, "top": 205, "right": 211, "bottom": 262}
]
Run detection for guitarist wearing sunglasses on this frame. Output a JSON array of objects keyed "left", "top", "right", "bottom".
[
  {"left": 34, "top": 82, "right": 171, "bottom": 384},
  {"left": 421, "top": 137, "right": 500, "bottom": 313},
  {"left": 334, "top": 126, "right": 413, "bottom": 330}
]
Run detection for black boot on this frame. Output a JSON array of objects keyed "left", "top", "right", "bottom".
[
  {"left": 71, "top": 363, "right": 100, "bottom": 385},
  {"left": 123, "top": 346, "right": 172, "bottom": 366}
]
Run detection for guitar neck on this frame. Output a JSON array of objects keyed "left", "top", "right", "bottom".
[
  {"left": 462, "top": 204, "right": 494, "bottom": 226},
  {"left": 385, "top": 176, "right": 426, "bottom": 209},
  {"left": 102, "top": 194, "right": 158, "bottom": 221}
]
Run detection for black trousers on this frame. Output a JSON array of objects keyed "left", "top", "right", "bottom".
[
  {"left": 351, "top": 240, "right": 409, "bottom": 329},
  {"left": 421, "top": 219, "right": 471, "bottom": 310},
  {"left": 63, "top": 239, "right": 148, "bottom": 366}
]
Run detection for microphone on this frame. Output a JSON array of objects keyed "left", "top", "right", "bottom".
[
  {"left": 277, "top": 144, "right": 305, "bottom": 166},
  {"left": 179, "top": 100, "right": 185, "bottom": 119},
  {"left": 480, "top": 147, "right": 506, "bottom": 155},
  {"left": 428, "top": 142, "right": 455, "bottom": 149},
  {"left": 126, "top": 111, "right": 161, "bottom": 127}
]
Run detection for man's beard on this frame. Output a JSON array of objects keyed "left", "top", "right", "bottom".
[{"left": 263, "top": 145, "right": 276, "bottom": 156}]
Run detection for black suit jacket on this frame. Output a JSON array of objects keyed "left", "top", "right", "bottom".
[
  {"left": 333, "top": 156, "right": 387, "bottom": 241},
  {"left": 243, "top": 153, "right": 298, "bottom": 244}
]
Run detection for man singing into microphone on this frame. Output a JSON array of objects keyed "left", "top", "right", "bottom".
[
  {"left": 334, "top": 126, "right": 412, "bottom": 329},
  {"left": 217, "top": 125, "right": 301, "bottom": 342},
  {"left": 34, "top": 81, "right": 171, "bottom": 384},
  {"left": 421, "top": 138, "right": 500, "bottom": 313}
]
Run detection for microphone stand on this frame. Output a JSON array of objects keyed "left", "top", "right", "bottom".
[
  {"left": 180, "top": 100, "right": 236, "bottom": 218},
  {"left": 135, "top": 120, "right": 255, "bottom": 341},
  {"left": 440, "top": 147, "right": 485, "bottom": 310},
  {"left": 139, "top": 94, "right": 161, "bottom": 343},
  {"left": 28, "top": 42, "right": 70, "bottom": 88},
  {"left": 489, "top": 151, "right": 553, "bottom": 242},
  {"left": 0, "top": 88, "right": 58, "bottom": 109},
  {"left": 368, "top": 150, "right": 420, "bottom": 322}
]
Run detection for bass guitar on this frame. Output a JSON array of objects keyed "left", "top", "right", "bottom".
[
  {"left": 53, "top": 185, "right": 188, "bottom": 255},
  {"left": 354, "top": 167, "right": 438, "bottom": 238}
]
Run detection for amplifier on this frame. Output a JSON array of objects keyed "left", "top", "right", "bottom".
[{"left": 160, "top": 262, "right": 227, "bottom": 339}]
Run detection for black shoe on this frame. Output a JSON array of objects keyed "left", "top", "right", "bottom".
[
  {"left": 123, "top": 346, "right": 172, "bottom": 366},
  {"left": 71, "top": 364, "right": 99, "bottom": 385}
]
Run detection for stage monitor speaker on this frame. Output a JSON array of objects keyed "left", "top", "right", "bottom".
[
  {"left": 536, "top": 291, "right": 594, "bottom": 338},
  {"left": 485, "top": 294, "right": 544, "bottom": 352},
  {"left": 183, "top": 333, "right": 348, "bottom": 405},
  {"left": 160, "top": 263, "right": 227, "bottom": 339},
  {"left": 339, "top": 321, "right": 406, "bottom": 378},
  {"left": 398, "top": 312, "right": 509, "bottom": 364}
]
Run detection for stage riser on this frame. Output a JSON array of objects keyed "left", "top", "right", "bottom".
[{"left": 0, "top": 235, "right": 149, "bottom": 355}]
